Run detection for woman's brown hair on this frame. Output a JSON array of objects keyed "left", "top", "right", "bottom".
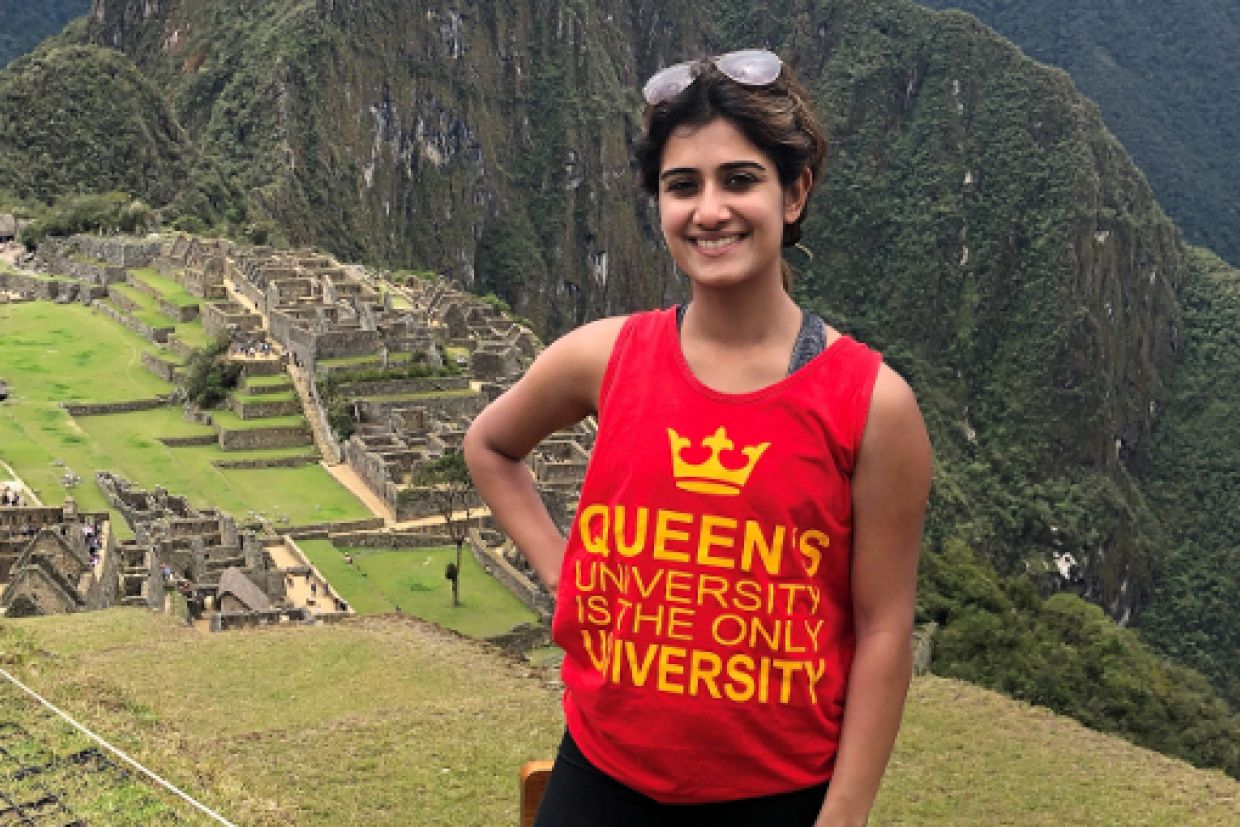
[{"left": 635, "top": 60, "right": 827, "bottom": 289}]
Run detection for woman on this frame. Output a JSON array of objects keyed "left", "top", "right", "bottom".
[{"left": 464, "top": 50, "right": 932, "bottom": 826}]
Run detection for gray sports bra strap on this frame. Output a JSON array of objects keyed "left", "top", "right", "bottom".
[{"left": 675, "top": 303, "right": 826, "bottom": 376}]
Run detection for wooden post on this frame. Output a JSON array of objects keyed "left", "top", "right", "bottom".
[{"left": 520, "top": 760, "right": 554, "bottom": 827}]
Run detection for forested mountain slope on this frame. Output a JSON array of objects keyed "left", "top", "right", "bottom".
[
  {"left": 0, "top": 0, "right": 1237, "bottom": 775},
  {"left": 917, "top": 0, "right": 1240, "bottom": 265},
  {"left": 0, "top": 0, "right": 89, "bottom": 67}
]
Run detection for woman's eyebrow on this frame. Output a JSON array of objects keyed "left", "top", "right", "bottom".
[
  {"left": 660, "top": 160, "right": 767, "bottom": 181},
  {"left": 659, "top": 166, "right": 699, "bottom": 180}
]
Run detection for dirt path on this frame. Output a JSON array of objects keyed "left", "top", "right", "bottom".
[
  {"left": 322, "top": 461, "right": 395, "bottom": 523},
  {"left": 268, "top": 540, "right": 352, "bottom": 614}
]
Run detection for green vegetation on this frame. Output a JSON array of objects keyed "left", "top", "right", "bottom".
[
  {"left": 0, "top": 302, "right": 366, "bottom": 525},
  {"left": 1, "top": 610, "right": 564, "bottom": 826},
  {"left": 318, "top": 355, "right": 462, "bottom": 441},
  {"left": 0, "top": 0, "right": 1234, "bottom": 783},
  {"left": 0, "top": 0, "right": 89, "bottom": 67},
  {"left": 358, "top": 390, "right": 477, "bottom": 403},
  {"left": 410, "top": 452, "right": 477, "bottom": 608},
  {"left": 244, "top": 374, "right": 294, "bottom": 389},
  {"left": 183, "top": 336, "right": 241, "bottom": 407},
  {"left": 17, "top": 192, "right": 156, "bottom": 249},
  {"left": 917, "top": 0, "right": 1240, "bottom": 265},
  {"left": 297, "top": 539, "right": 537, "bottom": 637},
  {"left": 170, "top": 320, "right": 211, "bottom": 351},
  {"left": 316, "top": 352, "right": 418, "bottom": 370},
  {"left": 232, "top": 390, "right": 297, "bottom": 403},
  {"left": 1137, "top": 248, "right": 1240, "bottom": 705},
  {"left": 0, "top": 47, "right": 189, "bottom": 217},
  {"left": 128, "top": 267, "right": 201, "bottom": 307},
  {"left": 208, "top": 410, "right": 307, "bottom": 431},
  {"left": 920, "top": 541, "right": 1240, "bottom": 777},
  {"left": 4, "top": 611, "right": 1239, "bottom": 825},
  {"left": 0, "top": 677, "right": 185, "bottom": 825},
  {"left": 106, "top": 284, "right": 176, "bottom": 329}
]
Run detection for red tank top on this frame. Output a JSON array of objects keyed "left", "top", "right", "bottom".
[{"left": 552, "top": 307, "right": 882, "bottom": 803}]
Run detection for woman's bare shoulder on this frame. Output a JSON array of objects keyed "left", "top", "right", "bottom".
[
  {"left": 539, "top": 314, "right": 630, "bottom": 391},
  {"left": 467, "top": 315, "right": 631, "bottom": 458}
]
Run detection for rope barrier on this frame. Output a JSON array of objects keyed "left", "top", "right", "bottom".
[{"left": 0, "top": 666, "right": 237, "bottom": 826}]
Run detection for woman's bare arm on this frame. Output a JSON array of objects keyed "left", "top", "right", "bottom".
[
  {"left": 462, "top": 317, "right": 626, "bottom": 591},
  {"left": 816, "top": 365, "right": 932, "bottom": 826}
]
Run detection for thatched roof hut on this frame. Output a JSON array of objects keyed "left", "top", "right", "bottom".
[{"left": 216, "top": 566, "right": 271, "bottom": 613}]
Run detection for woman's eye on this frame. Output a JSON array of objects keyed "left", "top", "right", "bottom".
[
  {"left": 726, "top": 173, "right": 758, "bottom": 189},
  {"left": 664, "top": 179, "right": 697, "bottom": 194}
]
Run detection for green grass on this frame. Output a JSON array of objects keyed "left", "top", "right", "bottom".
[
  {"left": 0, "top": 680, "right": 187, "bottom": 825},
  {"left": 245, "top": 374, "right": 292, "bottom": 389},
  {"left": 232, "top": 390, "right": 297, "bottom": 403},
  {"left": 209, "top": 410, "right": 307, "bottom": 431},
  {"left": 297, "top": 540, "right": 538, "bottom": 636},
  {"left": 1, "top": 611, "right": 563, "bottom": 826},
  {"left": 0, "top": 303, "right": 367, "bottom": 526},
  {"left": 128, "top": 267, "right": 201, "bottom": 307},
  {"left": 106, "top": 283, "right": 175, "bottom": 329},
  {"left": 171, "top": 319, "right": 211, "bottom": 351},
  {"left": 3, "top": 611, "right": 1238, "bottom": 826}
]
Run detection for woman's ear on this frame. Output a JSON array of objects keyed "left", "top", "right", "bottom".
[{"left": 783, "top": 167, "right": 814, "bottom": 224}]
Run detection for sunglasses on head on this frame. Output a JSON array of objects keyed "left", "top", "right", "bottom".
[{"left": 642, "top": 49, "right": 784, "bottom": 106}]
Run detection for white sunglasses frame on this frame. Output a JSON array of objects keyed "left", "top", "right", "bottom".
[{"left": 642, "top": 49, "right": 784, "bottom": 106}]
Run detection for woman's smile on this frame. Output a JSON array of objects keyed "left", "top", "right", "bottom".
[{"left": 691, "top": 233, "right": 749, "bottom": 254}]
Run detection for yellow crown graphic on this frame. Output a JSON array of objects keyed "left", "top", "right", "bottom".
[{"left": 667, "top": 426, "right": 770, "bottom": 496}]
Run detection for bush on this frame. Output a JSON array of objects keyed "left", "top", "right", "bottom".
[{"left": 183, "top": 336, "right": 241, "bottom": 407}]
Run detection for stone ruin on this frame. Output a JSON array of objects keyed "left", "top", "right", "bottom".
[
  {"left": 94, "top": 472, "right": 323, "bottom": 629},
  {"left": 19, "top": 232, "right": 595, "bottom": 616},
  {"left": 0, "top": 497, "right": 119, "bottom": 618}
]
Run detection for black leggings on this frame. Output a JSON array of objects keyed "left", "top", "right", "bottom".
[{"left": 533, "top": 730, "right": 829, "bottom": 827}]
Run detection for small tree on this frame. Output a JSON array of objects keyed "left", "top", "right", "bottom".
[
  {"left": 184, "top": 335, "right": 241, "bottom": 407},
  {"left": 412, "top": 451, "right": 476, "bottom": 608}
]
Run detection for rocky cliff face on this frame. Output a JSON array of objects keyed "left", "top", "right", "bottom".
[{"left": 81, "top": 0, "right": 718, "bottom": 332}]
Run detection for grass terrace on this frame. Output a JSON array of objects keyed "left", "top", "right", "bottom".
[
  {"left": 244, "top": 374, "right": 293, "bottom": 389},
  {"left": 297, "top": 539, "right": 538, "bottom": 637},
  {"left": 169, "top": 319, "right": 211, "bottom": 351},
  {"left": 128, "top": 267, "right": 200, "bottom": 307},
  {"left": 209, "top": 410, "right": 307, "bottom": 431},
  {"left": 3, "top": 611, "right": 1238, "bottom": 825},
  {"left": 0, "top": 303, "right": 367, "bottom": 526},
  {"left": 105, "top": 282, "right": 175, "bottom": 329},
  {"left": 231, "top": 390, "right": 297, "bottom": 403},
  {"left": 2, "top": 611, "right": 564, "bottom": 826}
]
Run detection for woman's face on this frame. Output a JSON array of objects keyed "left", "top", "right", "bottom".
[{"left": 657, "top": 117, "right": 809, "bottom": 292}]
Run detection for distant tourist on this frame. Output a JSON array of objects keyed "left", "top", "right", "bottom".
[{"left": 464, "top": 50, "right": 931, "bottom": 826}]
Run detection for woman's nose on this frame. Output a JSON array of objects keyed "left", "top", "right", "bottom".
[{"left": 693, "top": 183, "right": 730, "bottom": 226}]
